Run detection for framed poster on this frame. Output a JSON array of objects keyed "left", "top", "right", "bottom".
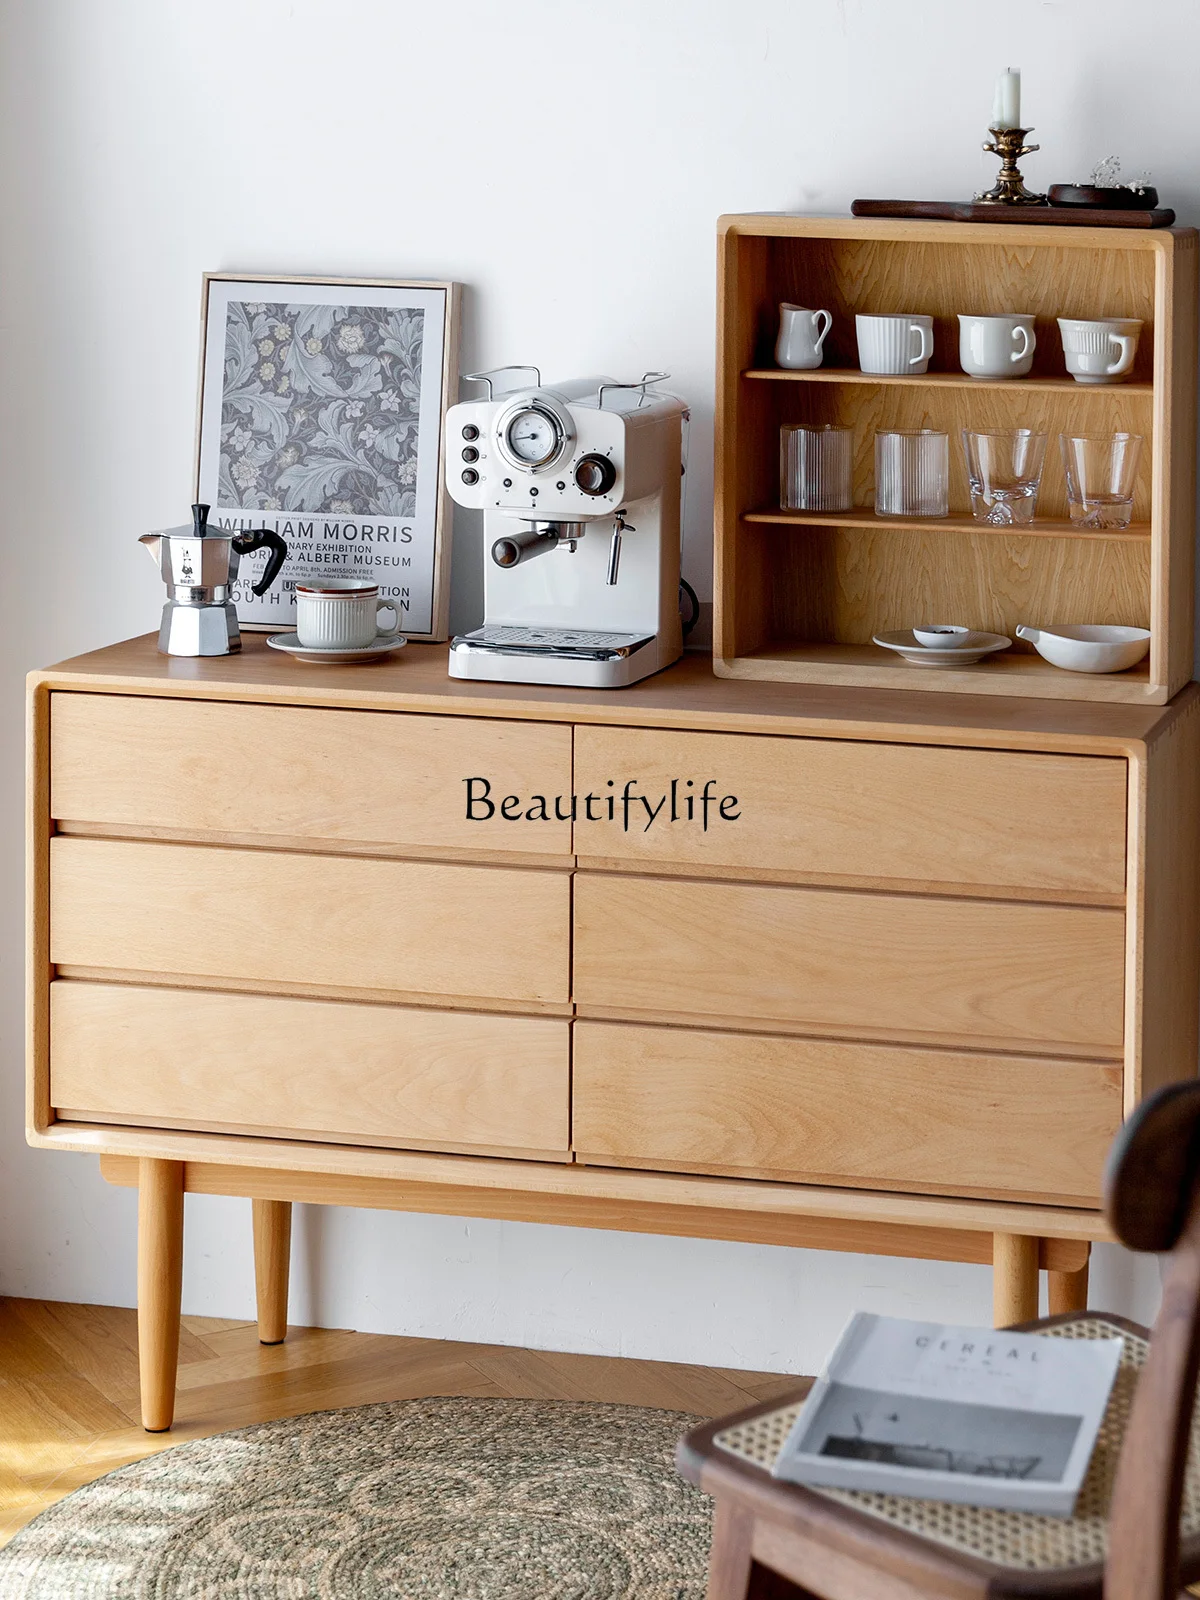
[{"left": 195, "top": 274, "right": 460, "bottom": 640}]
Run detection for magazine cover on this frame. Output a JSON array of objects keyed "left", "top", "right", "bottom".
[{"left": 774, "top": 1313, "right": 1122, "bottom": 1515}]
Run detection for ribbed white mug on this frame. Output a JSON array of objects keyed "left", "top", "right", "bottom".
[
  {"left": 295, "top": 580, "right": 400, "bottom": 649},
  {"left": 856, "top": 313, "right": 934, "bottom": 375},
  {"left": 1058, "top": 318, "right": 1142, "bottom": 384}
]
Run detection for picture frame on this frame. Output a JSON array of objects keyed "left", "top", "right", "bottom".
[{"left": 195, "top": 273, "right": 461, "bottom": 641}]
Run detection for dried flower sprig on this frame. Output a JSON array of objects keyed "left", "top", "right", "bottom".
[{"left": 1076, "top": 156, "right": 1154, "bottom": 193}]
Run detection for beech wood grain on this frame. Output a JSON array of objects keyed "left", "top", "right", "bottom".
[
  {"left": 574, "top": 873, "right": 1126, "bottom": 1051},
  {"left": 50, "top": 981, "right": 570, "bottom": 1156},
  {"left": 48, "top": 837, "right": 570, "bottom": 1005},
  {"left": 573, "top": 725, "right": 1126, "bottom": 896},
  {"left": 572, "top": 1022, "right": 1121, "bottom": 1205},
  {"left": 50, "top": 692, "right": 572, "bottom": 859}
]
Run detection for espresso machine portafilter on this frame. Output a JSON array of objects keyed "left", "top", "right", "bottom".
[{"left": 140, "top": 503, "right": 288, "bottom": 656}]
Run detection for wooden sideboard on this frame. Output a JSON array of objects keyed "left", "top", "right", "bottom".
[{"left": 26, "top": 634, "right": 1200, "bottom": 1429}]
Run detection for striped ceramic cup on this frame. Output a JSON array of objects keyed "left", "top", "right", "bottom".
[{"left": 294, "top": 580, "right": 400, "bottom": 649}]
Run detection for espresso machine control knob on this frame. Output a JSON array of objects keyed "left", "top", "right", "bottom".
[{"left": 574, "top": 454, "right": 617, "bottom": 496}]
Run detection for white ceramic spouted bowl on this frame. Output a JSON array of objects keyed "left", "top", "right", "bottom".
[{"left": 1016, "top": 624, "right": 1151, "bottom": 674}]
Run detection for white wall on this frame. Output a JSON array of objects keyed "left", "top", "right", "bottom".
[{"left": 0, "top": 0, "right": 1189, "bottom": 1371}]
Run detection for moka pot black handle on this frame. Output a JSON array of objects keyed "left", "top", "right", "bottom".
[{"left": 231, "top": 527, "right": 289, "bottom": 595}]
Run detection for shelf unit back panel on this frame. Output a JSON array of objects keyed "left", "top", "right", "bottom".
[
  {"left": 715, "top": 217, "right": 1197, "bottom": 704},
  {"left": 749, "top": 234, "right": 1157, "bottom": 383},
  {"left": 749, "top": 523, "right": 1150, "bottom": 652},
  {"left": 758, "top": 381, "right": 1153, "bottom": 524}
]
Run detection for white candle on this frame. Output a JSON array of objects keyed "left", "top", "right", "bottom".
[{"left": 992, "top": 67, "right": 1021, "bottom": 130}]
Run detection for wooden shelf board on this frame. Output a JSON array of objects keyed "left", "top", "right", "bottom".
[
  {"left": 743, "top": 508, "right": 1152, "bottom": 543},
  {"left": 743, "top": 368, "right": 1154, "bottom": 395},
  {"left": 719, "top": 642, "right": 1162, "bottom": 705}
]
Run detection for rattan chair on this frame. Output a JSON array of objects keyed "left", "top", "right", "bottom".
[{"left": 677, "top": 1079, "right": 1200, "bottom": 1600}]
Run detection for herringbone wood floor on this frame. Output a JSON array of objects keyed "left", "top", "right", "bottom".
[{"left": 0, "top": 1297, "right": 803, "bottom": 1547}]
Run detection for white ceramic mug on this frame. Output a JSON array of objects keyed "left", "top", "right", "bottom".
[
  {"left": 958, "top": 313, "right": 1036, "bottom": 378},
  {"left": 294, "top": 580, "right": 400, "bottom": 649},
  {"left": 856, "top": 313, "right": 933, "bottom": 375},
  {"left": 1058, "top": 318, "right": 1142, "bottom": 384},
  {"left": 775, "top": 304, "right": 832, "bottom": 369}
]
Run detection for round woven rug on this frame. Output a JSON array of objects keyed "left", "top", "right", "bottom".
[{"left": 0, "top": 1397, "right": 711, "bottom": 1599}]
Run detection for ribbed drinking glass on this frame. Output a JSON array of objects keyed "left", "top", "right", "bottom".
[
  {"left": 874, "top": 429, "right": 949, "bottom": 518},
  {"left": 780, "top": 424, "right": 853, "bottom": 512}
]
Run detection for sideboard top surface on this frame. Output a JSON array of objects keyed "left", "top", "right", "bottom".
[{"left": 29, "top": 634, "right": 1196, "bottom": 754}]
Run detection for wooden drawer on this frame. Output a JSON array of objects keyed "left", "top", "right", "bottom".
[
  {"left": 51, "top": 982, "right": 569, "bottom": 1157},
  {"left": 572, "top": 1022, "right": 1121, "bottom": 1205},
  {"left": 573, "top": 726, "right": 1127, "bottom": 896},
  {"left": 50, "top": 837, "right": 570, "bottom": 1006},
  {"left": 50, "top": 693, "right": 572, "bottom": 859},
  {"left": 573, "top": 874, "right": 1125, "bottom": 1051}
]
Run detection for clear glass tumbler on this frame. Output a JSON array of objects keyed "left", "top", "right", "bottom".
[
  {"left": 1059, "top": 433, "right": 1144, "bottom": 529},
  {"left": 961, "top": 428, "right": 1048, "bottom": 525},
  {"left": 780, "top": 423, "right": 853, "bottom": 512},
  {"left": 874, "top": 429, "right": 949, "bottom": 518}
]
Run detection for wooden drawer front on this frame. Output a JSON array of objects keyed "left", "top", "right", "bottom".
[
  {"left": 573, "top": 874, "right": 1125, "bottom": 1051},
  {"left": 51, "top": 982, "right": 569, "bottom": 1155},
  {"left": 573, "top": 1023, "right": 1121, "bottom": 1204},
  {"left": 50, "top": 838, "right": 569, "bottom": 1005},
  {"left": 573, "top": 726, "right": 1127, "bottom": 896},
  {"left": 50, "top": 693, "right": 572, "bottom": 857}
]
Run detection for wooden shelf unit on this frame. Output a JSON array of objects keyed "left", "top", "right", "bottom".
[{"left": 714, "top": 215, "right": 1198, "bottom": 703}]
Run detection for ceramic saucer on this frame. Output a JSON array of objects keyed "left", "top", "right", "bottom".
[
  {"left": 266, "top": 632, "right": 408, "bottom": 665},
  {"left": 872, "top": 629, "right": 1011, "bottom": 667}
]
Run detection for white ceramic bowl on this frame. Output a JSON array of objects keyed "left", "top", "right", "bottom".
[
  {"left": 1015, "top": 624, "right": 1150, "bottom": 674},
  {"left": 913, "top": 625, "right": 973, "bottom": 650}
]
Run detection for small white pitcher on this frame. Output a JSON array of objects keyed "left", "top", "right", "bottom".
[{"left": 775, "top": 304, "right": 832, "bottom": 370}]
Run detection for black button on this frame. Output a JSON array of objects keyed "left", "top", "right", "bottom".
[
  {"left": 462, "top": 424, "right": 480, "bottom": 441},
  {"left": 461, "top": 468, "right": 479, "bottom": 485},
  {"left": 503, "top": 478, "right": 513, "bottom": 488},
  {"left": 556, "top": 481, "right": 566, "bottom": 490},
  {"left": 530, "top": 487, "right": 538, "bottom": 496},
  {"left": 462, "top": 446, "right": 479, "bottom": 463}
]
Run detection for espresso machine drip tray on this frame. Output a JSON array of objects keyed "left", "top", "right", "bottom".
[{"left": 453, "top": 625, "right": 654, "bottom": 661}]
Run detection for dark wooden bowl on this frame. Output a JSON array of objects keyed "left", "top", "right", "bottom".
[{"left": 1049, "top": 182, "right": 1159, "bottom": 211}]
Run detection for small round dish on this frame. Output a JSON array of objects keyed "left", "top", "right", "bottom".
[
  {"left": 912, "top": 625, "right": 975, "bottom": 650},
  {"left": 873, "top": 629, "right": 1011, "bottom": 667},
  {"left": 1048, "top": 183, "right": 1158, "bottom": 211},
  {"left": 266, "top": 632, "right": 408, "bottom": 665},
  {"left": 1015, "top": 624, "right": 1150, "bottom": 674}
]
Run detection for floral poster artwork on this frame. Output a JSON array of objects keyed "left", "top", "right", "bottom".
[
  {"left": 196, "top": 277, "right": 456, "bottom": 639},
  {"left": 218, "top": 301, "right": 424, "bottom": 518}
]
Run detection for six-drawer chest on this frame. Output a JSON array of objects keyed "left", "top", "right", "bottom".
[{"left": 27, "top": 634, "right": 1200, "bottom": 1429}]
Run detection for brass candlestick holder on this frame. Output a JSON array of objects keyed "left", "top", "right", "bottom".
[{"left": 977, "top": 126, "right": 1047, "bottom": 205}]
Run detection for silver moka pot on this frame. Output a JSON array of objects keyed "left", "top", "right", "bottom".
[{"left": 140, "top": 504, "right": 288, "bottom": 656}]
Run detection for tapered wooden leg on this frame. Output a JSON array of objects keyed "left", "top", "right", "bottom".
[
  {"left": 252, "top": 1199, "right": 292, "bottom": 1345},
  {"left": 1048, "top": 1258, "right": 1090, "bottom": 1316},
  {"left": 706, "top": 1499, "right": 756, "bottom": 1600},
  {"left": 137, "top": 1158, "right": 184, "bottom": 1432},
  {"left": 993, "top": 1232, "right": 1040, "bottom": 1327}
]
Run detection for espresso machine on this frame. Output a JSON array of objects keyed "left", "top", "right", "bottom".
[
  {"left": 139, "top": 504, "right": 288, "bottom": 656},
  {"left": 444, "top": 369, "right": 687, "bottom": 688}
]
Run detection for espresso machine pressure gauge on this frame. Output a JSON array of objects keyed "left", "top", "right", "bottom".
[{"left": 495, "top": 395, "right": 574, "bottom": 472}]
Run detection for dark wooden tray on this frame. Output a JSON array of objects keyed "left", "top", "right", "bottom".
[{"left": 851, "top": 198, "right": 1176, "bottom": 228}]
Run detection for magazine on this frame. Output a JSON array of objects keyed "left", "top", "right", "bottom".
[{"left": 772, "top": 1313, "right": 1122, "bottom": 1515}]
